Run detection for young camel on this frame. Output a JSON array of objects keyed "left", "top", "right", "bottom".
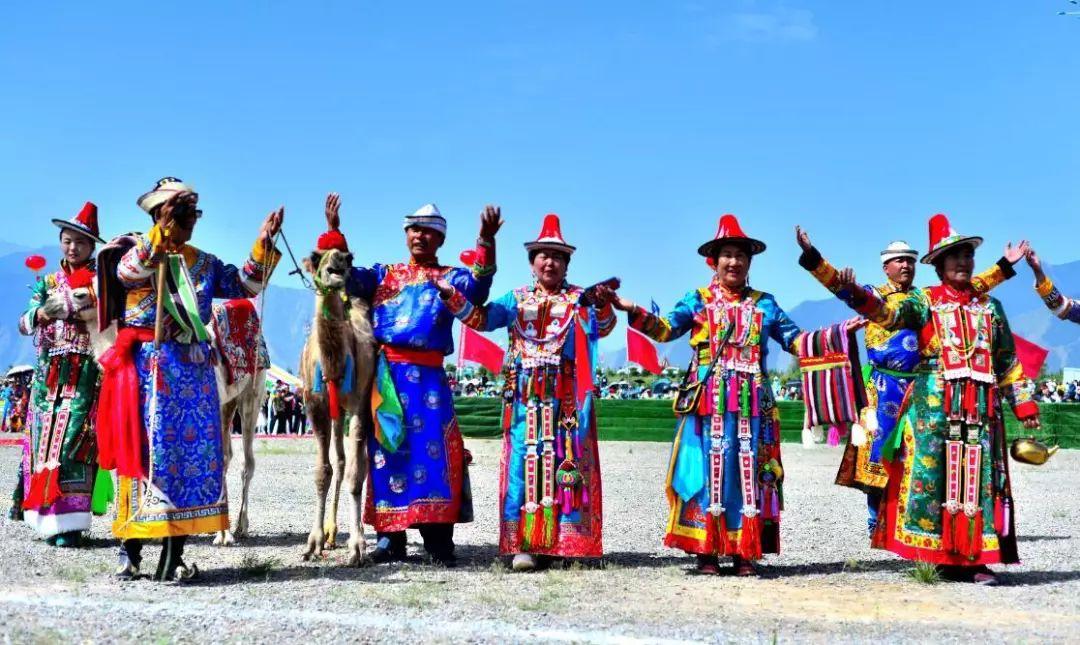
[
  {"left": 209, "top": 299, "right": 269, "bottom": 546},
  {"left": 299, "top": 245, "right": 376, "bottom": 566}
]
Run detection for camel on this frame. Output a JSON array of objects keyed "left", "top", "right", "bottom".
[
  {"left": 299, "top": 247, "right": 376, "bottom": 566},
  {"left": 65, "top": 287, "right": 267, "bottom": 547},
  {"left": 208, "top": 299, "right": 269, "bottom": 546}
]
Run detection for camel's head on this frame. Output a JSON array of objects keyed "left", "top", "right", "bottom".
[
  {"left": 71, "top": 287, "right": 96, "bottom": 322},
  {"left": 305, "top": 248, "right": 353, "bottom": 291},
  {"left": 42, "top": 286, "right": 96, "bottom": 323}
]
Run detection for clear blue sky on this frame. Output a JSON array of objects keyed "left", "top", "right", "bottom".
[{"left": 2, "top": 1, "right": 1078, "bottom": 315}]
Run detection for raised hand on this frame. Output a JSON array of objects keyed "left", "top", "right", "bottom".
[
  {"left": 1003, "top": 240, "right": 1030, "bottom": 265},
  {"left": 325, "top": 193, "right": 341, "bottom": 231},
  {"left": 156, "top": 191, "right": 197, "bottom": 249},
  {"left": 837, "top": 267, "right": 859, "bottom": 291},
  {"left": 479, "top": 205, "right": 503, "bottom": 240},
  {"left": 259, "top": 207, "right": 285, "bottom": 245},
  {"left": 1022, "top": 414, "right": 1041, "bottom": 430},
  {"left": 1026, "top": 248, "right": 1045, "bottom": 280},
  {"left": 795, "top": 226, "right": 813, "bottom": 252}
]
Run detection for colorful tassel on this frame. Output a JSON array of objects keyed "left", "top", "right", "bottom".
[
  {"left": 313, "top": 362, "right": 324, "bottom": 393},
  {"left": 327, "top": 380, "right": 341, "bottom": 421},
  {"left": 341, "top": 354, "right": 354, "bottom": 394},
  {"left": 542, "top": 504, "right": 557, "bottom": 547}
]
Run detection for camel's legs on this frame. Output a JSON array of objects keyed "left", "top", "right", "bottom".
[
  {"left": 214, "top": 399, "right": 239, "bottom": 546},
  {"left": 324, "top": 415, "right": 347, "bottom": 549},
  {"left": 344, "top": 413, "right": 368, "bottom": 567},
  {"left": 303, "top": 402, "right": 333, "bottom": 561},
  {"left": 235, "top": 377, "right": 263, "bottom": 539}
]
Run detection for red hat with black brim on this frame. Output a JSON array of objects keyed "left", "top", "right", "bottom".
[
  {"left": 920, "top": 213, "right": 982, "bottom": 265},
  {"left": 697, "top": 214, "right": 766, "bottom": 258},
  {"left": 51, "top": 201, "right": 105, "bottom": 244},
  {"left": 524, "top": 213, "right": 576, "bottom": 256}
]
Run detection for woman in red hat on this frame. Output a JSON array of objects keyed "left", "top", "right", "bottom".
[
  {"left": 823, "top": 213, "right": 1039, "bottom": 585},
  {"left": 608, "top": 214, "right": 804, "bottom": 576},
  {"left": 437, "top": 213, "right": 617, "bottom": 571},
  {"left": 16, "top": 202, "right": 107, "bottom": 547}
]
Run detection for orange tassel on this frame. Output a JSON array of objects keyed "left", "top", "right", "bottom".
[
  {"left": 46, "top": 357, "right": 59, "bottom": 390},
  {"left": 954, "top": 513, "right": 971, "bottom": 557},
  {"left": 738, "top": 515, "right": 763, "bottom": 561},
  {"left": 941, "top": 511, "right": 956, "bottom": 553},
  {"left": 710, "top": 513, "right": 729, "bottom": 555}
]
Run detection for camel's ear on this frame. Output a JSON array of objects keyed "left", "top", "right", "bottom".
[
  {"left": 345, "top": 252, "right": 354, "bottom": 266},
  {"left": 303, "top": 253, "right": 319, "bottom": 274}
]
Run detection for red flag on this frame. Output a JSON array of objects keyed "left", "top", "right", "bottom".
[
  {"left": 460, "top": 326, "right": 505, "bottom": 374},
  {"left": 1013, "top": 333, "right": 1049, "bottom": 380},
  {"left": 627, "top": 327, "right": 662, "bottom": 375}
]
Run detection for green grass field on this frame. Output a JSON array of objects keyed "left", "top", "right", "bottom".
[{"left": 454, "top": 397, "right": 1079, "bottom": 448}]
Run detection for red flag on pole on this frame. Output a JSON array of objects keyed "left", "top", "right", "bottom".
[
  {"left": 1012, "top": 333, "right": 1049, "bottom": 380},
  {"left": 459, "top": 326, "right": 506, "bottom": 374},
  {"left": 627, "top": 327, "right": 663, "bottom": 375}
]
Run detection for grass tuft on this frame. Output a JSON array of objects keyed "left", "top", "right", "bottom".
[
  {"left": 906, "top": 560, "right": 941, "bottom": 585},
  {"left": 238, "top": 553, "right": 282, "bottom": 580}
]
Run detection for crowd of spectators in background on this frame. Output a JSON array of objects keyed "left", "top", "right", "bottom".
[
  {"left": 254, "top": 380, "right": 310, "bottom": 435},
  {"left": 1029, "top": 378, "right": 1080, "bottom": 403}
]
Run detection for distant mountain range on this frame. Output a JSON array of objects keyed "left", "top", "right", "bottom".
[{"left": 1, "top": 242, "right": 1078, "bottom": 375}]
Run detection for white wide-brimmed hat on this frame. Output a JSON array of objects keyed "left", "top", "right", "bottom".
[
  {"left": 403, "top": 203, "right": 447, "bottom": 236},
  {"left": 137, "top": 177, "right": 197, "bottom": 214},
  {"left": 880, "top": 240, "right": 918, "bottom": 264}
]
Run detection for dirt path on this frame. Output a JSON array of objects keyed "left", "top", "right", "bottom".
[{"left": 0, "top": 440, "right": 1076, "bottom": 643}]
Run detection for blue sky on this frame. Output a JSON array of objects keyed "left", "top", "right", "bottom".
[{"left": 2, "top": 1, "right": 1078, "bottom": 315}]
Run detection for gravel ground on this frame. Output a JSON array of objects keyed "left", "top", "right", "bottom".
[{"left": 0, "top": 438, "right": 1077, "bottom": 644}]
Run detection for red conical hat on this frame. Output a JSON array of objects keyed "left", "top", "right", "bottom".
[
  {"left": 523, "top": 213, "right": 576, "bottom": 256},
  {"left": 51, "top": 201, "right": 105, "bottom": 244},
  {"left": 920, "top": 213, "right": 982, "bottom": 265},
  {"left": 697, "top": 213, "right": 766, "bottom": 258}
]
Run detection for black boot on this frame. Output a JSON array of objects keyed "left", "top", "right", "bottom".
[
  {"left": 116, "top": 539, "right": 143, "bottom": 579},
  {"left": 153, "top": 536, "right": 194, "bottom": 582},
  {"left": 420, "top": 524, "right": 457, "bottom": 568},
  {"left": 370, "top": 532, "right": 407, "bottom": 563}
]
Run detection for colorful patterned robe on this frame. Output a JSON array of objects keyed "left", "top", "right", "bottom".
[
  {"left": 844, "top": 281, "right": 1036, "bottom": 566},
  {"left": 629, "top": 279, "right": 801, "bottom": 560},
  {"left": 17, "top": 263, "right": 101, "bottom": 538},
  {"left": 109, "top": 224, "right": 279, "bottom": 539},
  {"left": 800, "top": 248, "right": 1015, "bottom": 493},
  {"left": 444, "top": 283, "right": 616, "bottom": 557},
  {"left": 1035, "top": 275, "right": 1080, "bottom": 324},
  {"left": 346, "top": 257, "right": 494, "bottom": 532}
]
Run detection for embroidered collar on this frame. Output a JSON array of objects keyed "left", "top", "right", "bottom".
[
  {"left": 708, "top": 276, "right": 750, "bottom": 302},
  {"left": 531, "top": 280, "right": 570, "bottom": 297},
  {"left": 935, "top": 281, "right": 978, "bottom": 304}
]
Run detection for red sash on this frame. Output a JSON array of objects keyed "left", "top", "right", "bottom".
[
  {"left": 96, "top": 327, "right": 154, "bottom": 479},
  {"left": 383, "top": 346, "right": 444, "bottom": 368}
]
